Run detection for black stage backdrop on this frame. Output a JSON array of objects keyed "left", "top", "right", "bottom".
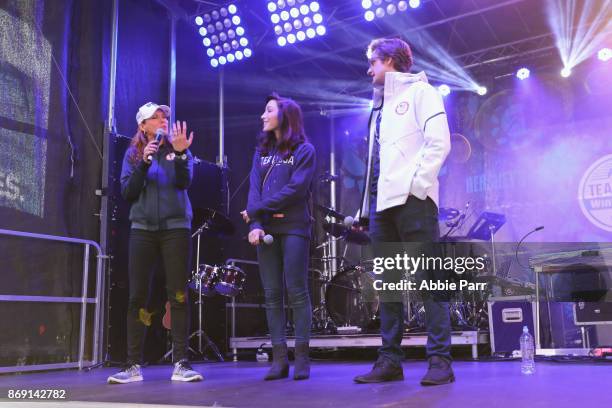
[{"left": 0, "top": 0, "right": 108, "bottom": 366}]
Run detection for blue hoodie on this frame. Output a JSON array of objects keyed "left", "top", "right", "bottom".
[
  {"left": 120, "top": 143, "right": 193, "bottom": 231},
  {"left": 247, "top": 142, "right": 316, "bottom": 238}
]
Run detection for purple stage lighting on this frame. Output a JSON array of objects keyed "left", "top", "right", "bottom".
[
  {"left": 516, "top": 68, "right": 530, "bottom": 80},
  {"left": 268, "top": 0, "right": 326, "bottom": 46},
  {"left": 362, "top": 0, "right": 415, "bottom": 21},
  {"left": 438, "top": 84, "right": 450, "bottom": 96},
  {"left": 598, "top": 47, "right": 611, "bottom": 62},
  {"left": 195, "top": 4, "right": 252, "bottom": 68},
  {"left": 560, "top": 67, "right": 572, "bottom": 78}
]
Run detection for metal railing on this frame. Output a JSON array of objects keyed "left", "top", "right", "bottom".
[{"left": 0, "top": 229, "right": 106, "bottom": 373}]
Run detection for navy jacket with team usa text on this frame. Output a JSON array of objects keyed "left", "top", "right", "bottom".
[{"left": 246, "top": 142, "right": 316, "bottom": 238}]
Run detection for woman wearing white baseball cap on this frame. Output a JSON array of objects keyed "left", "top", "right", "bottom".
[{"left": 108, "top": 102, "right": 202, "bottom": 384}]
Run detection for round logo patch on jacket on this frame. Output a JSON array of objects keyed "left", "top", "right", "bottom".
[{"left": 395, "top": 101, "right": 409, "bottom": 115}]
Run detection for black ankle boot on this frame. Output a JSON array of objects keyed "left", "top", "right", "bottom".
[
  {"left": 264, "top": 343, "right": 289, "bottom": 380},
  {"left": 293, "top": 342, "right": 310, "bottom": 380}
]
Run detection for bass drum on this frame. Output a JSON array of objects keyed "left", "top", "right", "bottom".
[{"left": 325, "top": 265, "right": 379, "bottom": 329}]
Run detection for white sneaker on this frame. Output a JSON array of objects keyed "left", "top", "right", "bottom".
[
  {"left": 107, "top": 364, "right": 143, "bottom": 384},
  {"left": 171, "top": 359, "right": 203, "bottom": 382}
]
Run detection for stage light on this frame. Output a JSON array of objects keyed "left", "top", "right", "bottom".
[
  {"left": 560, "top": 67, "right": 572, "bottom": 78},
  {"left": 476, "top": 86, "right": 487, "bottom": 96},
  {"left": 598, "top": 47, "right": 611, "bottom": 62},
  {"left": 244, "top": 48, "right": 252, "bottom": 58},
  {"left": 363, "top": 0, "right": 417, "bottom": 21},
  {"left": 516, "top": 68, "right": 530, "bottom": 80},
  {"left": 195, "top": 4, "right": 252, "bottom": 68},
  {"left": 269, "top": 1, "right": 326, "bottom": 46},
  {"left": 438, "top": 84, "right": 450, "bottom": 96},
  {"left": 268, "top": 2, "right": 277, "bottom": 12},
  {"left": 547, "top": 1, "right": 612, "bottom": 74}
]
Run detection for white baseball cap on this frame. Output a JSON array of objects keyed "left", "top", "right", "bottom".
[{"left": 136, "top": 102, "right": 171, "bottom": 124}]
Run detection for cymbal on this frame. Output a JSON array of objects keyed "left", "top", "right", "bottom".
[
  {"left": 323, "top": 222, "right": 371, "bottom": 245},
  {"left": 439, "top": 207, "right": 459, "bottom": 221},
  {"left": 192, "top": 208, "right": 235, "bottom": 235},
  {"left": 316, "top": 204, "right": 347, "bottom": 220}
]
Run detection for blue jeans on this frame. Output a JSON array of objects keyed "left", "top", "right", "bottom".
[
  {"left": 257, "top": 234, "right": 312, "bottom": 345},
  {"left": 370, "top": 195, "right": 451, "bottom": 365}
]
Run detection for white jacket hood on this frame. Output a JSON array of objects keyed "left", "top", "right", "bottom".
[{"left": 372, "top": 71, "right": 429, "bottom": 108}]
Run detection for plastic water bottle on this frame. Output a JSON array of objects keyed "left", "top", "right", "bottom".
[{"left": 520, "top": 326, "right": 535, "bottom": 375}]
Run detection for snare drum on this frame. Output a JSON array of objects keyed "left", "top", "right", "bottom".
[
  {"left": 188, "top": 264, "right": 218, "bottom": 296},
  {"left": 214, "top": 265, "right": 246, "bottom": 297}
]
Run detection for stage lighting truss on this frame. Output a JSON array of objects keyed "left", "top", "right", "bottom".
[
  {"left": 362, "top": 0, "right": 420, "bottom": 22},
  {"left": 195, "top": 4, "right": 252, "bottom": 68},
  {"left": 268, "top": 0, "right": 326, "bottom": 47}
]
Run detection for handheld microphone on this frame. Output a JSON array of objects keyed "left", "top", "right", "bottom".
[
  {"left": 243, "top": 233, "right": 274, "bottom": 245},
  {"left": 147, "top": 128, "right": 165, "bottom": 162}
]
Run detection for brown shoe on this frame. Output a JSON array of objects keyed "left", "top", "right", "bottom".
[
  {"left": 354, "top": 357, "right": 404, "bottom": 384},
  {"left": 420, "top": 356, "right": 455, "bottom": 386}
]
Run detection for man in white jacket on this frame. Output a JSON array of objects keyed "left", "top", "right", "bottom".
[{"left": 353, "top": 38, "right": 453, "bottom": 385}]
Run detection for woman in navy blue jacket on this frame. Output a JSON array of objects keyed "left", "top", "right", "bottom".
[
  {"left": 242, "top": 93, "right": 317, "bottom": 380},
  {"left": 108, "top": 102, "right": 202, "bottom": 384}
]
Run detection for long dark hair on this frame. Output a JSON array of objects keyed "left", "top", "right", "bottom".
[{"left": 257, "top": 92, "right": 307, "bottom": 157}]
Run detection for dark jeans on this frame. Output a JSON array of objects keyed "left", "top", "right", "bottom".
[
  {"left": 257, "top": 234, "right": 312, "bottom": 345},
  {"left": 126, "top": 228, "right": 190, "bottom": 364},
  {"left": 370, "top": 195, "right": 451, "bottom": 365}
]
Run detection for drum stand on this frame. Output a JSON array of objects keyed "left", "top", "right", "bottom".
[
  {"left": 312, "top": 234, "right": 341, "bottom": 334},
  {"left": 184, "top": 223, "right": 224, "bottom": 361}
]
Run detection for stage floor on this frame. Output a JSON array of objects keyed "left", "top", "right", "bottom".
[{"left": 0, "top": 360, "right": 611, "bottom": 408}]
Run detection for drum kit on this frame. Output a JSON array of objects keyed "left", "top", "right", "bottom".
[
  {"left": 310, "top": 204, "right": 517, "bottom": 335},
  {"left": 186, "top": 201, "right": 518, "bottom": 346}
]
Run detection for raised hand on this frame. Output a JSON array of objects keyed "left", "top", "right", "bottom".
[{"left": 170, "top": 120, "right": 194, "bottom": 152}]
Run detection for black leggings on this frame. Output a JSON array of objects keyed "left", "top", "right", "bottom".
[{"left": 126, "top": 228, "right": 190, "bottom": 364}]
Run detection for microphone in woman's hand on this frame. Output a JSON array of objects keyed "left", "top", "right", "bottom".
[{"left": 147, "top": 128, "right": 166, "bottom": 161}]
